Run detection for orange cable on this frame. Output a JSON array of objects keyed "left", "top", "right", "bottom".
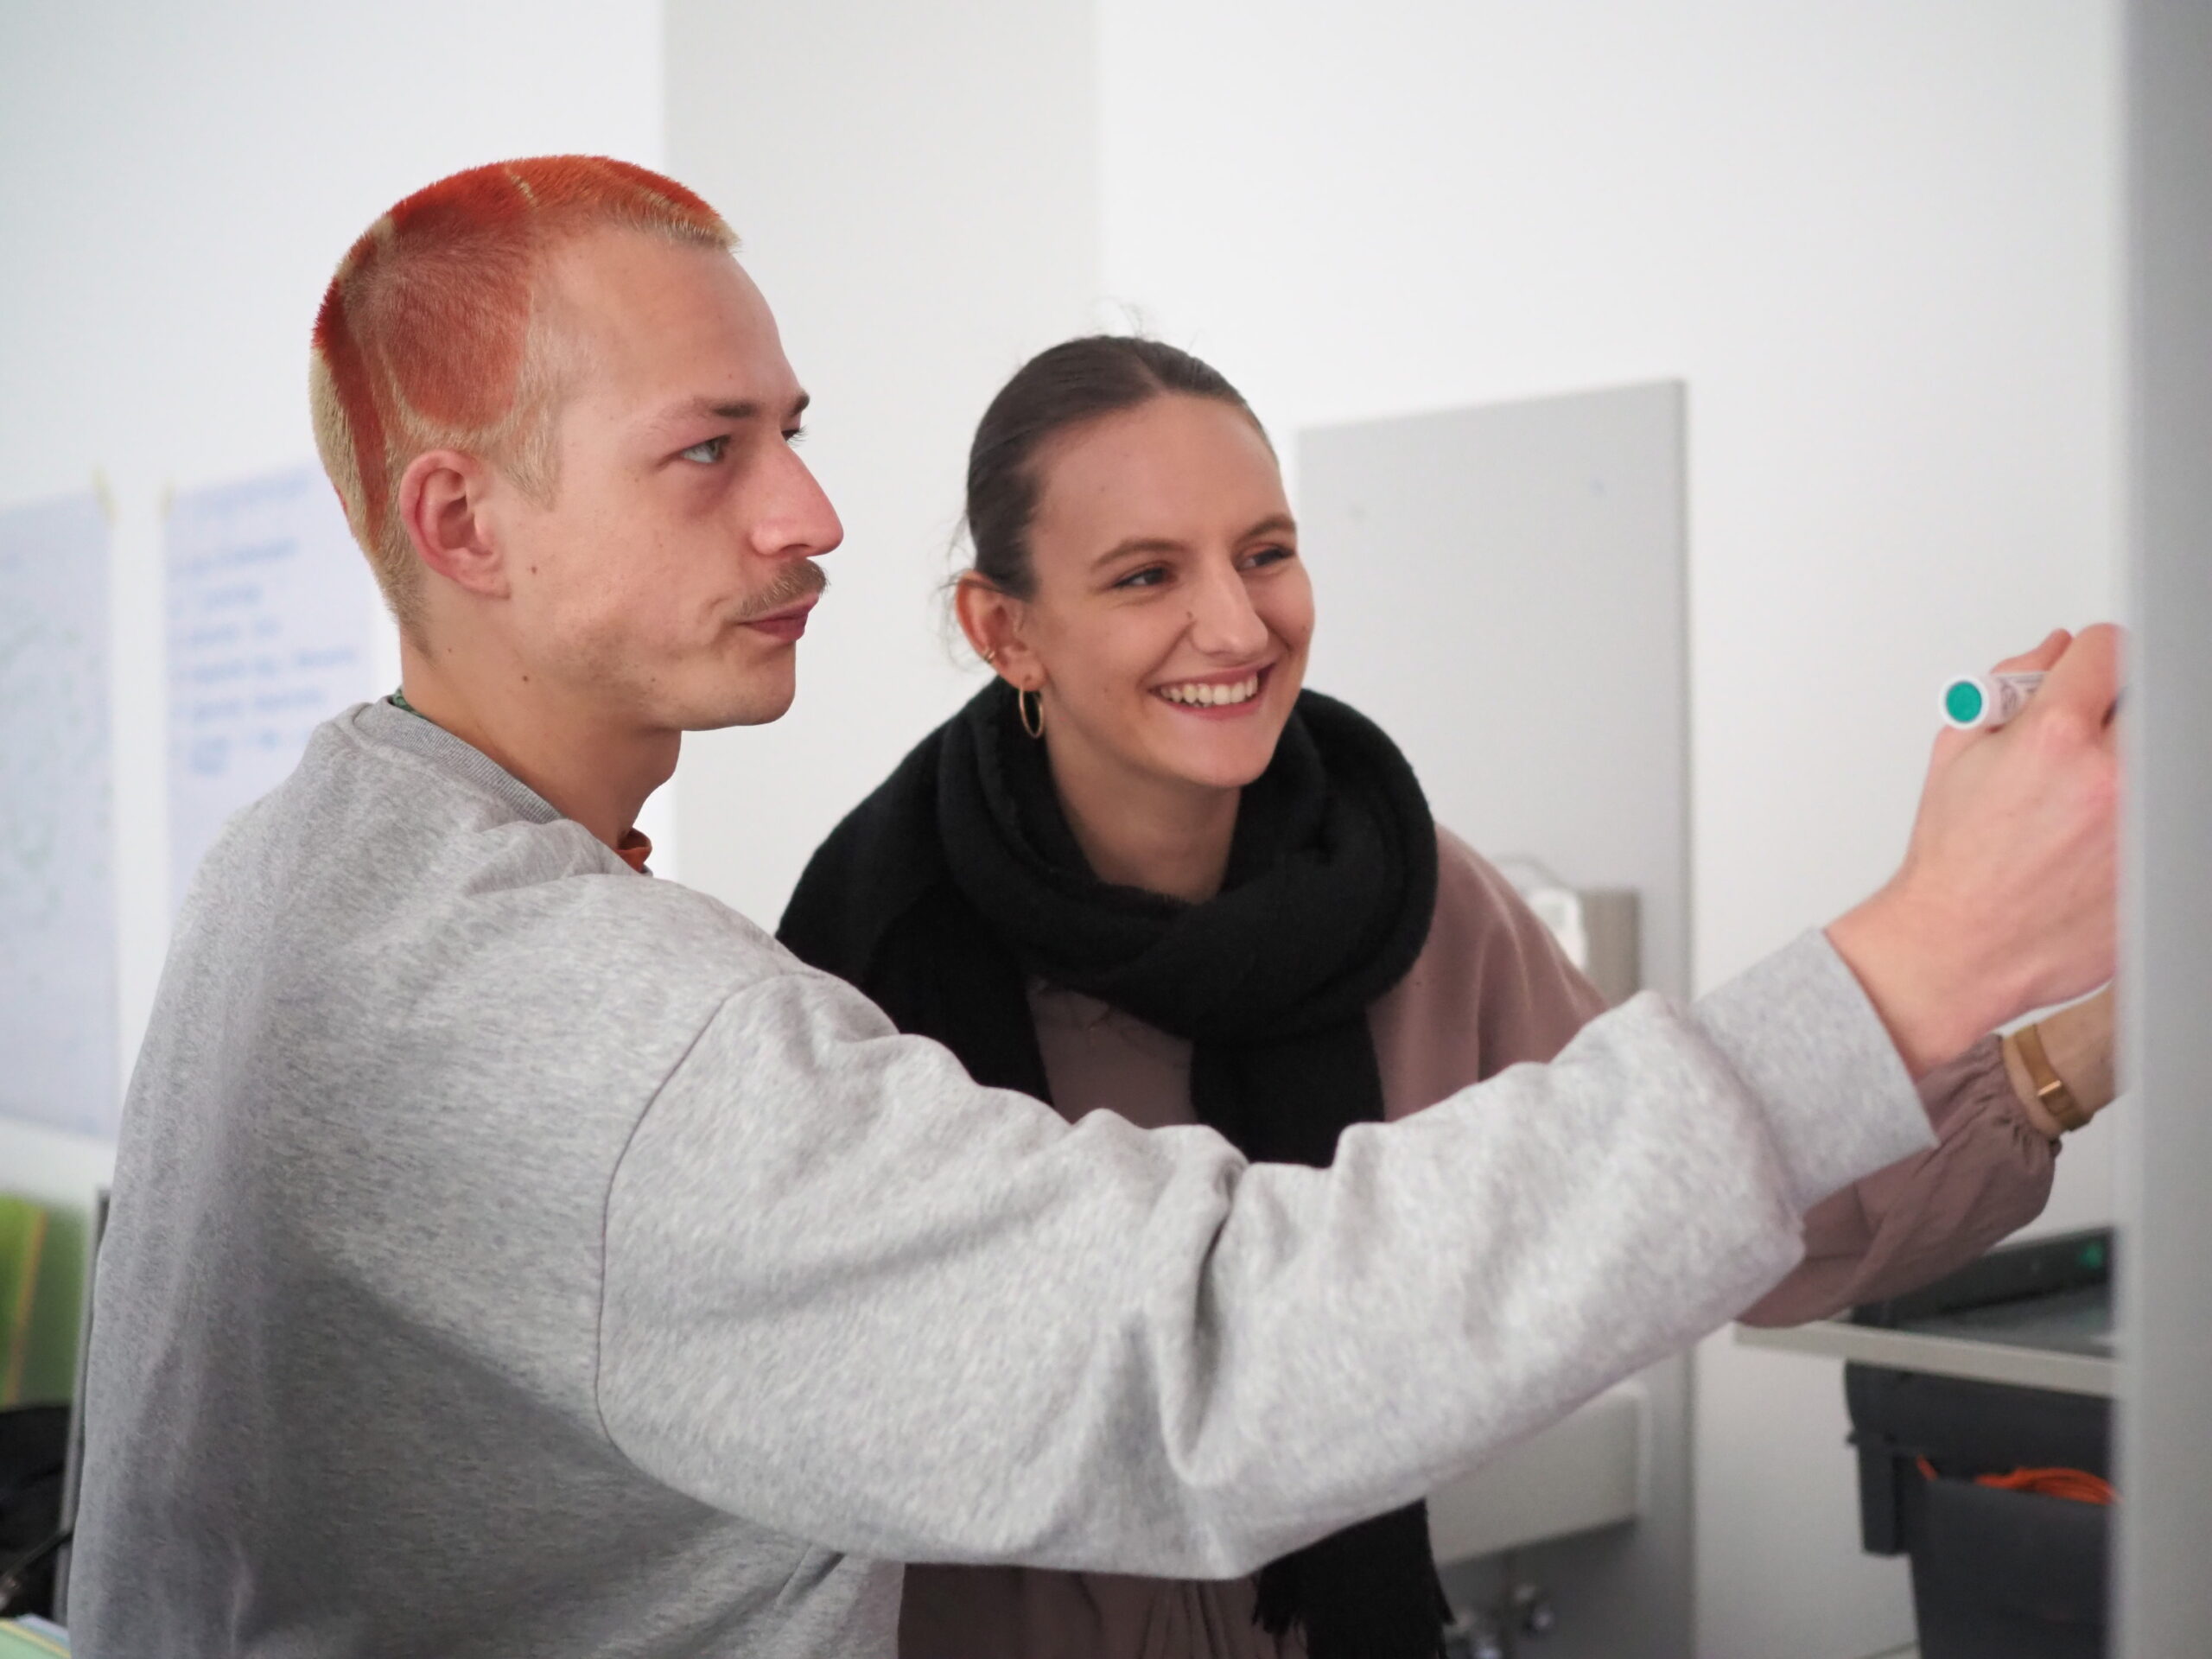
[{"left": 1915, "top": 1456, "right": 2115, "bottom": 1505}]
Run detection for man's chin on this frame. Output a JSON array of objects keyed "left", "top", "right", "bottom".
[
  {"left": 676, "top": 701, "right": 794, "bottom": 733},
  {"left": 668, "top": 674, "right": 798, "bottom": 733}
]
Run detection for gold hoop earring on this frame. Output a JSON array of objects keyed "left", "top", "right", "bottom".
[{"left": 1018, "top": 687, "right": 1045, "bottom": 740}]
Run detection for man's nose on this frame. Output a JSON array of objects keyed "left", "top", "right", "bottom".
[
  {"left": 749, "top": 444, "right": 844, "bottom": 562},
  {"left": 1185, "top": 560, "right": 1269, "bottom": 658}
]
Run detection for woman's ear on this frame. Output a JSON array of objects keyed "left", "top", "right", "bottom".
[
  {"left": 397, "top": 448, "right": 508, "bottom": 600},
  {"left": 955, "top": 571, "right": 1045, "bottom": 690}
]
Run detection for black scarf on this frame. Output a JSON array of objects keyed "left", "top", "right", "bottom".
[{"left": 779, "top": 680, "right": 1448, "bottom": 1659}]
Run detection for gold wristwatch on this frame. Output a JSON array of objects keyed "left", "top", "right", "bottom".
[{"left": 2015, "top": 1022, "right": 2090, "bottom": 1133}]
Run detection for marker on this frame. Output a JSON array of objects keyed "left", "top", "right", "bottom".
[{"left": 1942, "top": 671, "right": 2044, "bottom": 730}]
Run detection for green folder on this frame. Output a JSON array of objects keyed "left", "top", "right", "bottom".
[
  {"left": 0, "top": 1198, "right": 48, "bottom": 1408},
  {"left": 0, "top": 1617, "right": 72, "bottom": 1656}
]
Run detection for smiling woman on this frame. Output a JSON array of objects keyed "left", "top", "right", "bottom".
[
  {"left": 775, "top": 335, "right": 2114, "bottom": 1659},
  {"left": 958, "top": 359, "right": 1313, "bottom": 900}
]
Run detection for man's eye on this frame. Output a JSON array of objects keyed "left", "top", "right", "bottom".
[
  {"left": 679, "top": 435, "right": 729, "bottom": 464},
  {"left": 1247, "top": 544, "right": 1295, "bottom": 569}
]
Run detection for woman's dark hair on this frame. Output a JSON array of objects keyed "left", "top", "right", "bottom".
[{"left": 964, "top": 335, "right": 1268, "bottom": 600}]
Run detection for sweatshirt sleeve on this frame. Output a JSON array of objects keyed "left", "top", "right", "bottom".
[
  {"left": 593, "top": 930, "right": 1930, "bottom": 1580},
  {"left": 1737, "top": 1036, "right": 2056, "bottom": 1326},
  {"left": 1388, "top": 831, "right": 2055, "bottom": 1332}
]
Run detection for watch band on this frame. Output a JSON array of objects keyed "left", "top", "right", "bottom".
[{"left": 2016, "top": 1021, "right": 2089, "bottom": 1133}]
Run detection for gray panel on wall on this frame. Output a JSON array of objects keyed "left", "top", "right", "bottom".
[
  {"left": 2119, "top": 3, "right": 2212, "bottom": 1652},
  {"left": 1300, "top": 383, "right": 1690, "bottom": 1659},
  {"left": 1300, "top": 383, "right": 1688, "bottom": 1000}
]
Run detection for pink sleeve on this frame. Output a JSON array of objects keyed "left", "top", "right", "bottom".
[
  {"left": 1738, "top": 1036, "right": 2056, "bottom": 1325},
  {"left": 1367, "top": 828, "right": 1607, "bottom": 1120}
]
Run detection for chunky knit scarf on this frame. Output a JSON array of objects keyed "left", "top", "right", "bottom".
[{"left": 779, "top": 679, "right": 1447, "bottom": 1659}]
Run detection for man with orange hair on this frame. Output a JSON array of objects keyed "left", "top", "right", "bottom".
[{"left": 70, "top": 156, "right": 2120, "bottom": 1657}]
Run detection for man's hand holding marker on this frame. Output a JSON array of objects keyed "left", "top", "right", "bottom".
[{"left": 1829, "top": 626, "right": 2122, "bottom": 1077}]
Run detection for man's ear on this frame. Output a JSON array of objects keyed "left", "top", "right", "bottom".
[
  {"left": 954, "top": 571, "right": 1044, "bottom": 690},
  {"left": 397, "top": 448, "right": 509, "bottom": 600}
]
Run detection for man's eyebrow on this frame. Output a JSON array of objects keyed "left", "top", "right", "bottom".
[
  {"left": 652, "top": 391, "right": 811, "bottom": 431},
  {"left": 1088, "top": 514, "right": 1299, "bottom": 570}
]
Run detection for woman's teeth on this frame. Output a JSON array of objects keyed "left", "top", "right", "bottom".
[{"left": 1157, "top": 675, "right": 1262, "bottom": 708}]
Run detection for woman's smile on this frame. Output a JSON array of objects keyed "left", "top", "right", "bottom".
[
  {"left": 951, "top": 372, "right": 1314, "bottom": 887},
  {"left": 1152, "top": 664, "right": 1274, "bottom": 715}
]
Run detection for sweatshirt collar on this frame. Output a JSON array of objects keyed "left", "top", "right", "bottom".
[
  {"left": 354, "top": 696, "right": 563, "bottom": 829},
  {"left": 364, "top": 693, "right": 653, "bottom": 873}
]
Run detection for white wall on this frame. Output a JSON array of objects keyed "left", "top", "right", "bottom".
[
  {"left": 0, "top": 0, "right": 664, "bottom": 1215},
  {"left": 2, "top": 4, "right": 2126, "bottom": 1649},
  {"left": 1092, "top": 3, "right": 2121, "bottom": 1655},
  {"left": 664, "top": 0, "right": 1103, "bottom": 929}
]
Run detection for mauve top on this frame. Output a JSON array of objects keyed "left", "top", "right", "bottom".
[{"left": 898, "top": 827, "right": 2056, "bottom": 1659}]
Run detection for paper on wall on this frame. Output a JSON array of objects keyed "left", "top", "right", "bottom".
[
  {"left": 166, "top": 466, "right": 378, "bottom": 913},
  {"left": 0, "top": 493, "right": 118, "bottom": 1139}
]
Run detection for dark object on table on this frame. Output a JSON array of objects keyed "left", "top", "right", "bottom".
[
  {"left": 1846, "top": 1227, "right": 2113, "bottom": 1659},
  {"left": 0, "top": 1406, "right": 68, "bottom": 1619}
]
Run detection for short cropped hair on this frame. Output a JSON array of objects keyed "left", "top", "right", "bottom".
[{"left": 309, "top": 156, "right": 736, "bottom": 629}]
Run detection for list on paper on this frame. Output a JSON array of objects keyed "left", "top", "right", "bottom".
[
  {"left": 167, "top": 466, "right": 378, "bottom": 912},
  {"left": 0, "top": 491, "right": 118, "bottom": 1138}
]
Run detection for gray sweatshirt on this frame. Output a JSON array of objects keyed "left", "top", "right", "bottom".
[{"left": 70, "top": 700, "right": 1933, "bottom": 1658}]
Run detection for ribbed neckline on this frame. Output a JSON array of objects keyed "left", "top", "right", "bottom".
[{"left": 349, "top": 698, "right": 562, "bottom": 829}]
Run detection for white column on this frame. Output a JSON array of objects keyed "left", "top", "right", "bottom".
[{"left": 664, "top": 0, "right": 1103, "bottom": 927}]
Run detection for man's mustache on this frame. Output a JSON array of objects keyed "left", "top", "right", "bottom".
[{"left": 735, "top": 560, "right": 830, "bottom": 621}]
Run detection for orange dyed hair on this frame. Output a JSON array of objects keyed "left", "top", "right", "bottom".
[{"left": 309, "top": 156, "right": 736, "bottom": 629}]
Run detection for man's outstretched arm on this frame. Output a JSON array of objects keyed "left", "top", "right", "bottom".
[
  {"left": 595, "top": 925, "right": 1918, "bottom": 1578},
  {"left": 595, "top": 626, "right": 2120, "bottom": 1577}
]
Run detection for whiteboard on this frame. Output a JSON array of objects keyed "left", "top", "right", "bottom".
[
  {"left": 0, "top": 492, "right": 118, "bottom": 1139},
  {"left": 2119, "top": 2, "right": 2212, "bottom": 1646}
]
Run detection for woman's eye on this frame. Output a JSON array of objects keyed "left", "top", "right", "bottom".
[
  {"left": 1113, "top": 566, "right": 1168, "bottom": 591},
  {"left": 679, "top": 435, "right": 729, "bottom": 465},
  {"left": 1246, "top": 544, "right": 1295, "bottom": 569}
]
